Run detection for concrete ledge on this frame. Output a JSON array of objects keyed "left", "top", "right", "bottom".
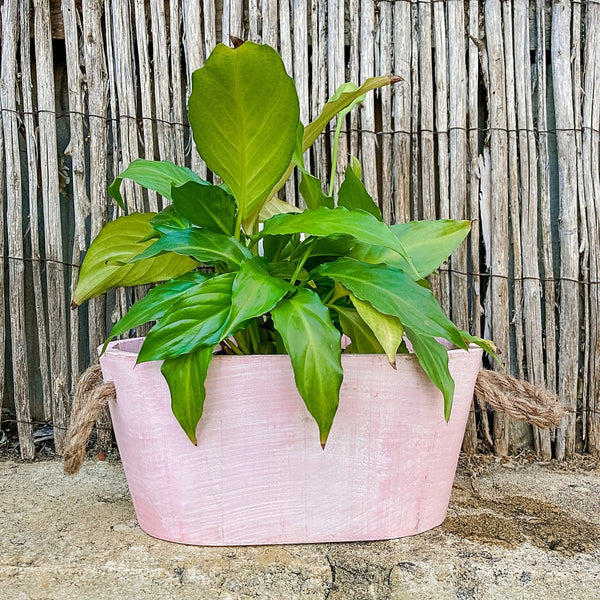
[{"left": 0, "top": 457, "right": 599, "bottom": 599}]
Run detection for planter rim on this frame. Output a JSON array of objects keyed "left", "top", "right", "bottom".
[{"left": 103, "top": 336, "right": 481, "bottom": 361}]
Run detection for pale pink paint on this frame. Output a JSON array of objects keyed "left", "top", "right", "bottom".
[{"left": 100, "top": 338, "right": 482, "bottom": 546}]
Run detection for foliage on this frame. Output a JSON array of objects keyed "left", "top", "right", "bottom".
[{"left": 74, "top": 41, "right": 493, "bottom": 447}]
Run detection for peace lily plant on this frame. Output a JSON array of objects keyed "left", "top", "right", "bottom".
[{"left": 73, "top": 42, "right": 493, "bottom": 448}]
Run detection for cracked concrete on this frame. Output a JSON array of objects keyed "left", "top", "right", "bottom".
[{"left": 1, "top": 456, "right": 599, "bottom": 599}]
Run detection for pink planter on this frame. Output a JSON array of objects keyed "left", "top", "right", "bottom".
[{"left": 100, "top": 338, "right": 482, "bottom": 546}]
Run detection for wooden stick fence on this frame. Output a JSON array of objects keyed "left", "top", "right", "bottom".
[{"left": 0, "top": 0, "right": 599, "bottom": 460}]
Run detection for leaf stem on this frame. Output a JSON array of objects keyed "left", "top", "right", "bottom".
[
  {"left": 233, "top": 332, "right": 251, "bottom": 354},
  {"left": 248, "top": 319, "right": 262, "bottom": 353},
  {"left": 328, "top": 115, "right": 344, "bottom": 197},
  {"left": 290, "top": 239, "right": 316, "bottom": 286},
  {"left": 221, "top": 338, "right": 244, "bottom": 355},
  {"left": 234, "top": 210, "right": 243, "bottom": 241}
]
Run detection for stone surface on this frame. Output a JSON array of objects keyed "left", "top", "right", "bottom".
[{"left": 0, "top": 456, "right": 599, "bottom": 599}]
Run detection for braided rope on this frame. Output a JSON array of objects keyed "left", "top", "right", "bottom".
[
  {"left": 63, "top": 365, "right": 116, "bottom": 475},
  {"left": 474, "top": 369, "right": 565, "bottom": 429}
]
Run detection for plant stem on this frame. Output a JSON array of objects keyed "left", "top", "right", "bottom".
[
  {"left": 322, "top": 287, "right": 336, "bottom": 305},
  {"left": 221, "top": 338, "right": 244, "bottom": 355},
  {"left": 234, "top": 210, "right": 243, "bottom": 241},
  {"left": 233, "top": 332, "right": 251, "bottom": 354},
  {"left": 248, "top": 319, "right": 261, "bottom": 353},
  {"left": 328, "top": 115, "right": 344, "bottom": 197},
  {"left": 290, "top": 239, "right": 316, "bottom": 286}
]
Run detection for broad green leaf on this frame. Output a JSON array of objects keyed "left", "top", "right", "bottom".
[
  {"left": 338, "top": 165, "right": 383, "bottom": 220},
  {"left": 315, "top": 257, "right": 467, "bottom": 349},
  {"left": 258, "top": 198, "right": 301, "bottom": 222},
  {"left": 302, "top": 76, "right": 398, "bottom": 152},
  {"left": 291, "top": 121, "right": 306, "bottom": 168},
  {"left": 188, "top": 42, "right": 300, "bottom": 225},
  {"left": 267, "top": 261, "right": 308, "bottom": 282},
  {"left": 104, "top": 271, "right": 209, "bottom": 352},
  {"left": 350, "top": 294, "right": 404, "bottom": 364},
  {"left": 268, "top": 76, "right": 399, "bottom": 202},
  {"left": 334, "top": 86, "right": 366, "bottom": 121},
  {"left": 350, "top": 156, "right": 362, "bottom": 179},
  {"left": 224, "top": 258, "right": 291, "bottom": 336},
  {"left": 300, "top": 235, "right": 356, "bottom": 265},
  {"left": 260, "top": 207, "right": 417, "bottom": 273},
  {"left": 149, "top": 205, "right": 193, "bottom": 234},
  {"left": 161, "top": 346, "right": 215, "bottom": 445},
  {"left": 404, "top": 327, "right": 455, "bottom": 421},
  {"left": 262, "top": 233, "right": 294, "bottom": 262},
  {"left": 109, "top": 159, "right": 207, "bottom": 210},
  {"left": 271, "top": 288, "right": 342, "bottom": 447},
  {"left": 172, "top": 181, "right": 237, "bottom": 236},
  {"left": 138, "top": 273, "right": 235, "bottom": 362},
  {"left": 460, "top": 330, "right": 499, "bottom": 362},
  {"left": 350, "top": 219, "right": 471, "bottom": 278},
  {"left": 130, "top": 228, "right": 252, "bottom": 270},
  {"left": 72, "top": 213, "right": 198, "bottom": 306},
  {"left": 299, "top": 172, "right": 334, "bottom": 210},
  {"left": 332, "top": 305, "right": 384, "bottom": 354}
]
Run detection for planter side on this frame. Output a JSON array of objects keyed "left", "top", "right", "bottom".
[{"left": 100, "top": 338, "right": 482, "bottom": 545}]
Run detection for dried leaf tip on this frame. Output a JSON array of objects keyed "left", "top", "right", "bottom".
[
  {"left": 70, "top": 299, "right": 79, "bottom": 310},
  {"left": 320, "top": 441, "right": 327, "bottom": 451},
  {"left": 389, "top": 360, "right": 397, "bottom": 370},
  {"left": 229, "top": 35, "right": 245, "bottom": 49},
  {"left": 388, "top": 75, "right": 404, "bottom": 84}
]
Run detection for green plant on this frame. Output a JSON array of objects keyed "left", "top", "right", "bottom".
[{"left": 73, "top": 42, "right": 493, "bottom": 447}]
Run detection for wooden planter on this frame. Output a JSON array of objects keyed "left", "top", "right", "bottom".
[{"left": 100, "top": 338, "right": 482, "bottom": 546}]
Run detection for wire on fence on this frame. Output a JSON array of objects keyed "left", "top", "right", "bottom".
[
  {"left": 2, "top": 105, "right": 600, "bottom": 138},
  {"left": 1, "top": 256, "right": 599, "bottom": 287}
]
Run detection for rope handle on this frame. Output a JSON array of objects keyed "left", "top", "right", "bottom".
[
  {"left": 63, "top": 365, "right": 565, "bottom": 474},
  {"left": 474, "top": 369, "right": 565, "bottom": 429},
  {"left": 63, "top": 365, "right": 115, "bottom": 475}
]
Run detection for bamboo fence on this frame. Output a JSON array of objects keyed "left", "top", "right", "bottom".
[{"left": 0, "top": 0, "right": 599, "bottom": 460}]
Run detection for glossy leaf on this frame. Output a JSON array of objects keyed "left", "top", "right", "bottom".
[
  {"left": 72, "top": 213, "right": 198, "bottom": 306},
  {"left": 260, "top": 207, "right": 416, "bottom": 272},
  {"left": 350, "top": 156, "right": 362, "bottom": 179},
  {"left": 299, "top": 172, "right": 334, "bottom": 210},
  {"left": 130, "top": 228, "right": 252, "bottom": 270},
  {"left": 404, "top": 327, "right": 455, "bottom": 421},
  {"left": 109, "top": 159, "right": 207, "bottom": 210},
  {"left": 460, "top": 330, "right": 499, "bottom": 363},
  {"left": 315, "top": 257, "right": 467, "bottom": 349},
  {"left": 224, "top": 258, "right": 291, "bottom": 336},
  {"left": 350, "top": 294, "right": 404, "bottom": 364},
  {"left": 291, "top": 121, "right": 306, "bottom": 168},
  {"left": 268, "top": 77, "right": 398, "bottom": 201},
  {"left": 271, "top": 288, "right": 342, "bottom": 447},
  {"left": 161, "top": 346, "right": 215, "bottom": 444},
  {"left": 138, "top": 273, "right": 235, "bottom": 362},
  {"left": 267, "top": 261, "right": 308, "bottom": 282},
  {"left": 150, "top": 205, "right": 193, "bottom": 234},
  {"left": 333, "top": 305, "right": 384, "bottom": 354},
  {"left": 188, "top": 42, "right": 300, "bottom": 225},
  {"left": 258, "top": 198, "right": 301, "bottom": 223},
  {"left": 104, "top": 271, "right": 209, "bottom": 351},
  {"left": 338, "top": 165, "right": 382, "bottom": 220},
  {"left": 172, "top": 181, "right": 237, "bottom": 235},
  {"left": 302, "top": 76, "right": 398, "bottom": 152},
  {"left": 350, "top": 219, "right": 471, "bottom": 278}
]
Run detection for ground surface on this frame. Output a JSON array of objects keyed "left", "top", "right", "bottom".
[{"left": 0, "top": 454, "right": 599, "bottom": 600}]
